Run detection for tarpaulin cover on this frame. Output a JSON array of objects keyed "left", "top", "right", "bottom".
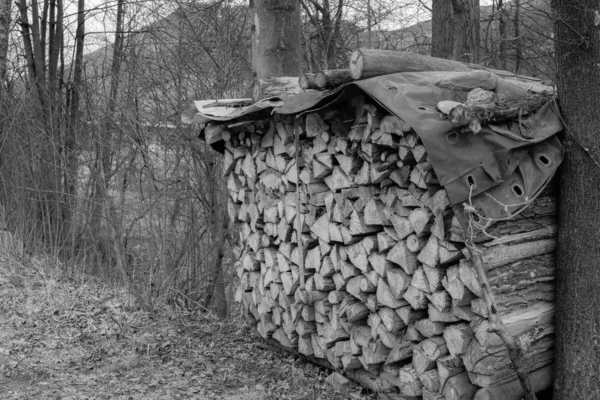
[{"left": 182, "top": 72, "right": 563, "bottom": 225}]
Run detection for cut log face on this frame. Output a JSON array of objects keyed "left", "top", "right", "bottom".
[{"left": 222, "top": 89, "right": 557, "bottom": 398}]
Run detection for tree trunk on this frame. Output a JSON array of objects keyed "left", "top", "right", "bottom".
[
  {"left": 498, "top": 0, "right": 507, "bottom": 70},
  {"left": 251, "top": 0, "right": 302, "bottom": 100},
  {"left": 431, "top": 0, "right": 453, "bottom": 59},
  {"left": 0, "top": 0, "right": 10, "bottom": 216},
  {"left": 513, "top": 0, "right": 522, "bottom": 73},
  {"left": 90, "top": 0, "right": 125, "bottom": 266},
  {"left": 207, "top": 159, "right": 228, "bottom": 319},
  {"left": 451, "top": 0, "right": 480, "bottom": 63},
  {"left": 0, "top": 0, "right": 9, "bottom": 98},
  {"left": 62, "top": 0, "right": 84, "bottom": 261},
  {"left": 553, "top": 1, "right": 600, "bottom": 399}
]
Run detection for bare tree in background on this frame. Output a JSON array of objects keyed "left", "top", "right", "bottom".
[
  {"left": 497, "top": 0, "right": 507, "bottom": 69},
  {"left": 300, "top": 0, "right": 344, "bottom": 69}
]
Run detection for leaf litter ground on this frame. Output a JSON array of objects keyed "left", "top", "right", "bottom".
[{"left": 0, "top": 256, "right": 377, "bottom": 400}]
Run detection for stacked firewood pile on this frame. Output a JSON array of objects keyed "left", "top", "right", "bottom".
[{"left": 222, "top": 86, "right": 556, "bottom": 399}]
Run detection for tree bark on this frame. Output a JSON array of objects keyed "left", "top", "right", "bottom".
[
  {"left": 553, "top": 0, "right": 600, "bottom": 399},
  {"left": 207, "top": 158, "right": 228, "bottom": 319},
  {"left": 513, "top": 0, "right": 522, "bottom": 73},
  {"left": 0, "top": 0, "right": 9, "bottom": 98},
  {"left": 451, "top": 0, "right": 480, "bottom": 63},
  {"left": 432, "top": 0, "right": 480, "bottom": 63},
  {"left": 251, "top": 0, "right": 302, "bottom": 100},
  {"left": 431, "top": 0, "right": 453, "bottom": 59},
  {"left": 498, "top": 0, "right": 507, "bottom": 70},
  {"left": 90, "top": 0, "right": 125, "bottom": 261},
  {"left": 63, "top": 0, "right": 84, "bottom": 259}
]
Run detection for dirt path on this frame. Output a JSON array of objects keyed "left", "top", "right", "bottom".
[{"left": 0, "top": 258, "right": 374, "bottom": 400}]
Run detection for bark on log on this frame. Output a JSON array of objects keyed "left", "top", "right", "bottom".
[
  {"left": 299, "top": 73, "right": 318, "bottom": 90},
  {"left": 315, "top": 69, "right": 353, "bottom": 89},
  {"left": 350, "top": 48, "right": 472, "bottom": 80}
]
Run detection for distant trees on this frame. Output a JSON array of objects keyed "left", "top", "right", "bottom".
[{"left": 0, "top": 0, "right": 255, "bottom": 316}]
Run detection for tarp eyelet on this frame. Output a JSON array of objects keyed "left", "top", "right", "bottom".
[
  {"left": 417, "top": 106, "right": 427, "bottom": 111},
  {"left": 446, "top": 132, "right": 459, "bottom": 144},
  {"left": 511, "top": 183, "right": 525, "bottom": 197},
  {"left": 466, "top": 174, "right": 477, "bottom": 189},
  {"left": 538, "top": 154, "right": 551, "bottom": 167},
  {"left": 474, "top": 204, "right": 485, "bottom": 221}
]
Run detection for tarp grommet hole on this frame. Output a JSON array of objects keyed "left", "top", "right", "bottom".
[
  {"left": 466, "top": 175, "right": 476, "bottom": 189},
  {"left": 417, "top": 106, "right": 427, "bottom": 111},
  {"left": 538, "top": 154, "right": 551, "bottom": 167},
  {"left": 473, "top": 204, "right": 485, "bottom": 222},
  {"left": 446, "top": 132, "right": 459, "bottom": 144},
  {"left": 512, "top": 183, "right": 525, "bottom": 197}
]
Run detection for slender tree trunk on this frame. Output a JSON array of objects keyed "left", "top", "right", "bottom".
[
  {"left": 250, "top": 0, "right": 302, "bottom": 99},
  {"left": 204, "top": 156, "right": 228, "bottom": 319},
  {"left": 498, "top": 0, "right": 507, "bottom": 69},
  {"left": 514, "top": 0, "right": 522, "bottom": 73},
  {"left": 63, "top": 0, "right": 84, "bottom": 261},
  {"left": 0, "top": 0, "right": 10, "bottom": 215},
  {"left": 431, "top": 0, "right": 453, "bottom": 59},
  {"left": 18, "top": 0, "right": 48, "bottom": 115},
  {"left": 0, "top": 0, "right": 10, "bottom": 97},
  {"left": 553, "top": 0, "right": 600, "bottom": 399},
  {"left": 90, "top": 0, "right": 125, "bottom": 267}
]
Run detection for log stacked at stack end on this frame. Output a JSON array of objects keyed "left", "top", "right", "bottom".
[{"left": 225, "top": 94, "right": 556, "bottom": 399}]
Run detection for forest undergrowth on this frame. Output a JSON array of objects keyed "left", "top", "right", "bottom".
[{"left": 0, "top": 243, "right": 375, "bottom": 400}]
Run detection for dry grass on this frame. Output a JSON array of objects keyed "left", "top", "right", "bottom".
[{"left": 0, "top": 233, "right": 376, "bottom": 400}]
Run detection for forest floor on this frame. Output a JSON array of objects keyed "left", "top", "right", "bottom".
[{"left": 0, "top": 253, "right": 376, "bottom": 400}]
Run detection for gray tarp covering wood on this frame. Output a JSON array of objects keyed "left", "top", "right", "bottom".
[{"left": 182, "top": 72, "right": 563, "bottom": 225}]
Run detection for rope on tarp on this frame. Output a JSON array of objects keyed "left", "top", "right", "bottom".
[{"left": 461, "top": 168, "right": 557, "bottom": 240}]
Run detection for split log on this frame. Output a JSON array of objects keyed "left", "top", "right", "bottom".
[
  {"left": 474, "top": 364, "right": 554, "bottom": 400},
  {"left": 463, "top": 336, "right": 554, "bottom": 387},
  {"left": 443, "top": 323, "right": 475, "bottom": 356},
  {"left": 442, "top": 371, "right": 479, "bottom": 400},
  {"left": 437, "top": 355, "right": 465, "bottom": 392}
]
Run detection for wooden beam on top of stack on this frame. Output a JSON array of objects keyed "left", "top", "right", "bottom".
[{"left": 224, "top": 85, "right": 557, "bottom": 399}]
